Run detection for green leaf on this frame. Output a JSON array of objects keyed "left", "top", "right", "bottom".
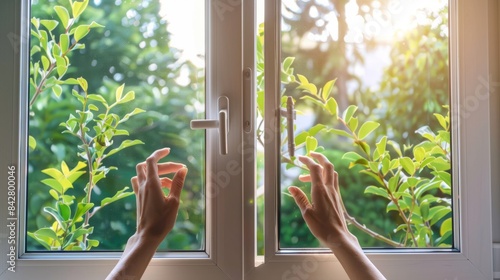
[
  {"left": 295, "top": 131, "right": 309, "bottom": 146},
  {"left": 381, "top": 157, "right": 390, "bottom": 175},
  {"left": 33, "top": 228, "right": 59, "bottom": 245},
  {"left": 322, "top": 79, "right": 336, "bottom": 100},
  {"left": 115, "top": 84, "right": 124, "bottom": 101},
  {"left": 300, "top": 96, "right": 323, "bottom": 108},
  {"left": 54, "top": 6, "right": 70, "bottom": 29},
  {"left": 63, "top": 228, "right": 93, "bottom": 249},
  {"left": 415, "top": 180, "right": 442, "bottom": 199},
  {"left": 40, "top": 20, "right": 59, "bottom": 32},
  {"left": 55, "top": 56, "right": 67, "bottom": 77},
  {"left": 27, "top": 232, "right": 51, "bottom": 250},
  {"left": 388, "top": 174, "right": 399, "bottom": 193},
  {"left": 296, "top": 74, "right": 317, "bottom": 95},
  {"left": 74, "top": 202, "right": 94, "bottom": 221},
  {"left": 31, "top": 17, "right": 40, "bottom": 29},
  {"left": 41, "top": 55, "right": 50, "bottom": 71},
  {"left": 74, "top": 25, "right": 90, "bottom": 42},
  {"left": 348, "top": 117, "right": 358, "bottom": 132},
  {"left": 60, "top": 34, "right": 69, "bottom": 54},
  {"left": 87, "top": 94, "right": 108, "bottom": 105},
  {"left": 116, "top": 91, "right": 135, "bottom": 105},
  {"left": 49, "top": 189, "right": 59, "bottom": 200},
  {"left": 415, "top": 126, "right": 436, "bottom": 142},
  {"left": 52, "top": 82, "right": 64, "bottom": 98},
  {"left": 358, "top": 121, "right": 380, "bottom": 140},
  {"left": 71, "top": 0, "right": 89, "bottom": 18},
  {"left": 106, "top": 139, "right": 144, "bottom": 158},
  {"left": 308, "top": 124, "right": 326, "bottom": 136},
  {"left": 41, "top": 179, "right": 63, "bottom": 194},
  {"left": 434, "top": 113, "right": 448, "bottom": 130},
  {"left": 328, "top": 128, "right": 354, "bottom": 139},
  {"left": 400, "top": 157, "right": 416, "bottom": 175},
  {"left": 305, "top": 136, "right": 318, "bottom": 154},
  {"left": 88, "top": 104, "right": 99, "bottom": 111},
  {"left": 376, "top": 136, "right": 387, "bottom": 158},
  {"left": 87, "top": 239, "right": 100, "bottom": 249},
  {"left": 88, "top": 21, "right": 105, "bottom": 29},
  {"left": 420, "top": 200, "right": 430, "bottom": 221},
  {"left": 325, "top": 97, "right": 338, "bottom": 116},
  {"left": 43, "top": 206, "right": 67, "bottom": 230},
  {"left": 100, "top": 187, "right": 134, "bottom": 207},
  {"left": 57, "top": 202, "right": 71, "bottom": 220},
  {"left": 77, "top": 77, "right": 88, "bottom": 92},
  {"left": 282, "top": 57, "right": 295, "bottom": 71},
  {"left": 67, "top": 161, "right": 87, "bottom": 182},
  {"left": 342, "top": 151, "right": 365, "bottom": 162},
  {"left": 360, "top": 170, "right": 385, "bottom": 187},
  {"left": 429, "top": 206, "right": 451, "bottom": 226},
  {"left": 342, "top": 105, "right": 358, "bottom": 124},
  {"left": 440, "top": 217, "right": 452, "bottom": 236},
  {"left": 427, "top": 157, "right": 450, "bottom": 171},
  {"left": 29, "top": 135, "right": 37, "bottom": 151},
  {"left": 364, "top": 186, "right": 388, "bottom": 199}
]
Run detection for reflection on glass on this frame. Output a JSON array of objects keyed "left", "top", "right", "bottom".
[
  {"left": 27, "top": 0, "right": 205, "bottom": 252},
  {"left": 278, "top": 0, "right": 452, "bottom": 249}
]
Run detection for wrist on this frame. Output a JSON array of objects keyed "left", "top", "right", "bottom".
[
  {"left": 326, "top": 234, "right": 361, "bottom": 252},
  {"left": 128, "top": 230, "right": 164, "bottom": 250}
]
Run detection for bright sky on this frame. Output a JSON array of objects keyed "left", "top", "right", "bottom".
[{"left": 159, "top": 0, "right": 205, "bottom": 66}]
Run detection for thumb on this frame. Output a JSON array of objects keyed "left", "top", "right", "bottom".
[
  {"left": 288, "top": 186, "right": 311, "bottom": 213},
  {"left": 169, "top": 167, "right": 187, "bottom": 199}
]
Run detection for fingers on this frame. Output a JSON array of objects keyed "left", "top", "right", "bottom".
[
  {"left": 146, "top": 148, "right": 171, "bottom": 179},
  {"left": 298, "top": 156, "right": 323, "bottom": 181},
  {"left": 160, "top": 177, "right": 173, "bottom": 189},
  {"left": 169, "top": 167, "right": 187, "bottom": 199},
  {"left": 131, "top": 176, "right": 139, "bottom": 193},
  {"left": 288, "top": 186, "right": 312, "bottom": 213},
  {"left": 136, "top": 162, "right": 146, "bottom": 182},
  {"left": 299, "top": 174, "right": 311, "bottom": 182},
  {"left": 310, "top": 152, "right": 335, "bottom": 187},
  {"left": 298, "top": 155, "right": 324, "bottom": 203},
  {"left": 158, "top": 162, "right": 185, "bottom": 175}
]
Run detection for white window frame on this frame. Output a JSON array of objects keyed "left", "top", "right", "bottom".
[
  {"left": 0, "top": 0, "right": 253, "bottom": 279},
  {"left": 243, "top": 0, "right": 495, "bottom": 279}
]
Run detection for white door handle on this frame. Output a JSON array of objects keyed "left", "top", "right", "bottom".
[{"left": 190, "top": 96, "right": 229, "bottom": 155}]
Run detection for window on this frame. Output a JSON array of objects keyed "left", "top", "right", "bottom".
[
  {"left": 26, "top": 0, "right": 206, "bottom": 253},
  {"left": 0, "top": 0, "right": 495, "bottom": 279},
  {"left": 276, "top": 0, "right": 452, "bottom": 250}
]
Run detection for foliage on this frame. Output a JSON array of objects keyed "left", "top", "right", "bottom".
[
  {"left": 28, "top": 0, "right": 144, "bottom": 250},
  {"left": 270, "top": 54, "right": 453, "bottom": 248},
  {"left": 28, "top": 0, "right": 205, "bottom": 251}
]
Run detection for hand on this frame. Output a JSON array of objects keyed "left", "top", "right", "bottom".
[
  {"left": 107, "top": 148, "right": 188, "bottom": 280},
  {"left": 132, "top": 147, "right": 187, "bottom": 242},
  {"left": 288, "top": 152, "right": 356, "bottom": 249}
]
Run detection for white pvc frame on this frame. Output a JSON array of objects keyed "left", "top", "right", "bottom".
[{"left": 243, "top": 0, "right": 494, "bottom": 279}]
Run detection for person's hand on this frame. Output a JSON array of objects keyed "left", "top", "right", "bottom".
[
  {"left": 288, "top": 152, "right": 356, "bottom": 249},
  {"left": 107, "top": 148, "right": 188, "bottom": 280},
  {"left": 131, "top": 147, "right": 187, "bottom": 242}
]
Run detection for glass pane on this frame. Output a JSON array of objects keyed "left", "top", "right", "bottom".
[
  {"left": 277, "top": 0, "right": 452, "bottom": 249},
  {"left": 27, "top": 0, "right": 205, "bottom": 252}
]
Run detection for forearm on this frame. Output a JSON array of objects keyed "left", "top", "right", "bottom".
[
  {"left": 106, "top": 233, "right": 162, "bottom": 280},
  {"left": 329, "top": 237, "right": 386, "bottom": 280}
]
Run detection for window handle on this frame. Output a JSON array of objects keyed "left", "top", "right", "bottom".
[{"left": 190, "top": 96, "right": 229, "bottom": 155}]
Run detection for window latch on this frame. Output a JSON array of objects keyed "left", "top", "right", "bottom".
[
  {"left": 280, "top": 96, "right": 296, "bottom": 157},
  {"left": 191, "top": 96, "right": 229, "bottom": 155}
]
